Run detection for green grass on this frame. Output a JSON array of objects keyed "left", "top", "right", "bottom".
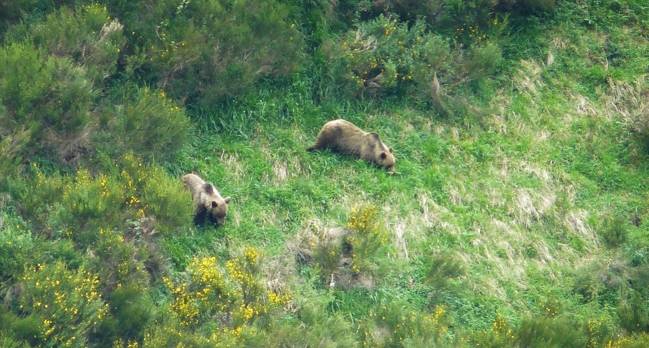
[
  {"left": 3, "top": 1, "right": 649, "bottom": 345},
  {"left": 160, "top": 30, "right": 649, "bottom": 332}
]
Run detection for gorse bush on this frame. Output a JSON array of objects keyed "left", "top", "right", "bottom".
[
  {"left": 17, "top": 263, "right": 108, "bottom": 347},
  {"left": 7, "top": 4, "right": 125, "bottom": 85},
  {"left": 346, "top": 205, "right": 391, "bottom": 275},
  {"left": 322, "top": 15, "right": 502, "bottom": 106},
  {"left": 0, "top": 213, "right": 33, "bottom": 283},
  {"left": 114, "top": 0, "right": 303, "bottom": 106},
  {"left": 322, "top": 16, "right": 452, "bottom": 100},
  {"left": 159, "top": 247, "right": 291, "bottom": 344},
  {"left": 12, "top": 155, "right": 192, "bottom": 246},
  {"left": 296, "top": 205, "right": 391, "bottom": 288},
  {"left": 0, "top": 43, "right": 94, "bottom": 164},
  {"left": 99, "top": 87, "right": 192, "bottom": 164}
]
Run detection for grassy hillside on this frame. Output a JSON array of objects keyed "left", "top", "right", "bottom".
[{"left": 2, "top": 1, "right": 649, "bottom": 347}]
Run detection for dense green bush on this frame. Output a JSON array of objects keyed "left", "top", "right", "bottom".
[
  {"left": 599, "top": 215, "right": 628, "bottom": 247},
  {"left": 0, "top": 213, "right": 33, "bottom": 283},
  {"left": 7, "top": 4, "right": 125, "bottom": 85},
  {"left": 0, "top": 43, "right": 94, "bottom": 164},
  {"left": 113, "top": 0, "right": 303, "bottom": 106},
  {"left": 17, "top": 262, "right": 108, "bottom": 347},
  {"left": 99, "top": 88, "right": 191, "bottom": 164},
  {"left": 12, "top": 156, "right": 192, "bottom": 247},
  {"left": 322, "top": 15, "right": 502, "bottom": 104},
  {"left": 363, "top": 0, "right": 554, "bottom": 33},
  {"left": 322, "top": 16, "right": 452, "bottom": 99},
  {"left": 94, "top": 285, "right": 153, "bottom": 345},
  {"left": 618, "top": 289, "right": 649, "bottom": 333}
]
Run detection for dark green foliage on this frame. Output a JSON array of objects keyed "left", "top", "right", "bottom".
[
  {"left": 0, "top": 214, "right": 33, "bottom": 282},
  {"left": 114, "top": 0, "right": 303, "bottom": 106},
  {"left": 321, "top": 15, "right": 502, "bottom": 107},
  {"left": 6, "top": 4, "right": 125, "bottom": 85},
  {"left": 618, "top": 289, "right": 649, "bottom": 333},
  {"left": 99, "top": 87, "right": 192, "bottom": 163},
  {"left": 1, "top": 314, "right": 43, "bottom": 347},
  {"left": 322, "top": 16, "right": 452, "bottom": 100},
  {"left": 0, "top": 43, "right": 94, "bottom": 164},
  {"left": 343, "top": 0, "right": 555, "bottom": 38},
  {"left": 599, "top": 215, "right": 628, "bottom": 248},
  {"left": 515, "top": 317, "right": 588, "bottom": 348},
  {"left": 105, "top": 285, "right": 153, "bottom": 342}
]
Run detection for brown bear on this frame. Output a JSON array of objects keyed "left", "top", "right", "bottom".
[
  {"left": 307, "top": 119, "right": 395, "bottom": 172},
  {"left": 181, "top": 173, "right": 231, "bottom": 225}
]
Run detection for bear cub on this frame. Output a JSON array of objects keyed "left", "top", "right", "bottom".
[
  {"left": 308, "top": 119, "right": 396, "bottom": 172},
  {"left": 182, "top": 173, "right": 231, "bottom": 225}
]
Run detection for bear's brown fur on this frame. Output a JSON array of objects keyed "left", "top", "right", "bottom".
[
  {"left": 307, "top": 119, "right": 395, "bottom": 172},
  {"left": 181, "top": 173, "right": 231, "bottom": 225}
]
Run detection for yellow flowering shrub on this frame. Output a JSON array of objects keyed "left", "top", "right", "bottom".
[
  {"left": 346, "top": 205, "right": 390, "bottom": 275},
  {"left": 15, "top": 155, "right": 192, "bottom": 246},
  {"left": 163, "top": 247, "right": 291, "bottom": 336},
  {"left": 18, "top": 262, "right": 108, "bottom": 347}
]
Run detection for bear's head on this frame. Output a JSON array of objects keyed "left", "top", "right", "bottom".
[
  {"left": 369, "top": 133, "right": 396, "bottom": 172},
  {"left": 202, "top": 183, "right": 231, "bottom": 225}
]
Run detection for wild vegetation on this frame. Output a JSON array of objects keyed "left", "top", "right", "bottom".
[{"left": 1, "top": 0, "right": 649, "bottom": 347}]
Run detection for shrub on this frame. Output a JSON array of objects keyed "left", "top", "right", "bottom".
[
  {"left": 423, "top": 252, "right": 466, "bottom": 290},
  {"left": 358, "top": 302, "right": 450, "bottom": 347},
  {"left": 13, "top": 156, "right": 192, "bottom": 246},
  {"left": 99, "top": 87, "right": 191, "bottom": 163},
  {"left": 294, "top": 205, "right": 391, "bottom": 288},
  {"left": 18, "top": 168, "right": 128, "bottom": 244},
  {"left": 0, "top": 312, "right": 43, "bottom": 347},
  {"left": 163, "top": 247, "right": 289, "bottom": 335},
  {"left": 0, "top": 213, "right": 34, "bottom": 282},
  {"left": 17, "top": 262, "right": 109, "bottom": 347},
  {"left": 618, "top": 290, "right": 649, "bottom": 333},
  {"left": 599, "top": 215, "right": 628, "bottom": 248},
  {"left": 0, "top": 43, "right": 94, "bottom": 164},
  {"left": 120, "top": 153, "right": 193, "bottom": 231},
  {"left": 322, "top": 16, "right": 452, "bottom": 100},
  {"left": 366, "top": 0, "right": 554, "bottom": 34},
  {"left": 103, "top": 285, "right": 153, "bottom": 343},
  {"left": 0, "top": 0, "right": 37, "bottom": 32},
  {"left": 118, "top": 0, "right": 303, "bottom": 106},
  {"left": 7, "top": 4, "right": 125, "bottom": 85},
  {"left": 515, "top": 316, "right": 588, "bottom": 347},
  {"left": 345, "top": 205, "right": 391, "bottom": 275},
  {"left": 322, "top": 15, "right": 502, "bottom": 105},
  {"left": 605, "top": 333, "right": 649, "bottom": 348},
  {"left": 0, "top": 129, "right": 29, "bottom": 189},
  {"left": 87, "top": 227, "right": 151, "bottom": 291}
]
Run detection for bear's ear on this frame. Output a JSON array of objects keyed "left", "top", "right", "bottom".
[
  {"left": 380, "top": 152, "right": 387, "bottom": 159},
  {"left": 211, "top": 201, "right": 218, "bottom": 208},
  {"left": 369, "top": 132, "right": 380, "bottom": 141},
  {"left": 224, "top": 196, "right": 231, "bottom": 204},
  {"left": 203, "top": 183, "right": 214, "bottom": 194}
]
